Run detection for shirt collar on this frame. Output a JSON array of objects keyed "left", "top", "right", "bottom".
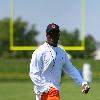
[{"left": 45, "top": 42, "right": 58, "bottom": 48}]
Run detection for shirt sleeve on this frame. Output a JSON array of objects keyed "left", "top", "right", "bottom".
[
  {"left": 62, "top": 52, "right": 85, "bottom": 86},
  {"left": 29, "top": 51, "right": 46, "bottom": 87}
]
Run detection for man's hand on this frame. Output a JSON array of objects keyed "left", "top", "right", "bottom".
[{"left": 81, "top": 83, "right": 90, "bottom": 94}]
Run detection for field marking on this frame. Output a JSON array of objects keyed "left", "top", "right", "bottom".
[{"left": 10, "top": 0, "right": 85, "bottom": 50}]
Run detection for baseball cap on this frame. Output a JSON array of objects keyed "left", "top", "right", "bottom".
[{"left": 46, "top": 23, "right": 60, "bottom": 34}]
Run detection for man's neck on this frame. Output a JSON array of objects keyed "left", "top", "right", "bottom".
[{"left": 46, "top": 41, "right": 57, "bottom": 47}]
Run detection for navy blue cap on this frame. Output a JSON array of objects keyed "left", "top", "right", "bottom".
[{"left": 46, "top": 23, "right": 60, "bottom": 34}]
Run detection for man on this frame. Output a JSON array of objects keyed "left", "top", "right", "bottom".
[{"left": 29, "top": 23, "right": 90, "bottom": 100}]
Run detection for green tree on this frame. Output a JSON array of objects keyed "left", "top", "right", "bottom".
[
  {"left": 60, "top": 29, "right": 80, "bottom": 46},
  {"left": 13, "top": 18, "right": 38, "bottom": 46},
  {"left": 0, "top": 17, "right": 39, "bottom": 58},
  {"left": 82, "top": 34, "right": 96, "bottom": 58},
  {"left": 59, "top": 29, "right": 96, "bottom": 58},
  {"left": 0, "top": 18, "right": 9, "bottom": 57}
]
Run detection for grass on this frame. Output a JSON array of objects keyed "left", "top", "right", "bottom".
[
  {"left": 0, "top": 81, "right": 100, "bottom": 100},
  {"left": 71, "top": 59, "right": 100, "bottom": 80},
  {"left": 0, "top": 58, "right": 30, "bottom": 80},
  {"left": 0, "top": 58, "right": 99, "bottom": 100},
  {"left": 61, "top": 81, "right": 100, "bottom": 100},
  {"left": 0, "top": 58, "right": 29, "bottom": 73},
  {"left": 0, "top": 58, "right": 100, "bottom": 80}
]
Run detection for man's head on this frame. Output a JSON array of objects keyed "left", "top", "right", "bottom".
[{"left": 46, "top": 23, "right": 60, "bottom": 47}]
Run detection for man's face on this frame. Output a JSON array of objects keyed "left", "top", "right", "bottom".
[{"left": 46, "top": 30, "right": 60, "bottom": 46}]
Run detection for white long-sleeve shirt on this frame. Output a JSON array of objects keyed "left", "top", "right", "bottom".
[{"left": 29, "top": 42, "right": 86, "bottom": 94}]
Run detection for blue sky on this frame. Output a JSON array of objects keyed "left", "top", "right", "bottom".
[{"left": 0, "top": 0, "right": 100, "bottom": 42}]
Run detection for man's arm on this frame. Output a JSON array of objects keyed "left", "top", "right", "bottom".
[
  {"left": 29, "top": 51, "right": 49, "bottom": 93},
  {"left": 62, "top": 52, "right": 90, "bottom": 94}
]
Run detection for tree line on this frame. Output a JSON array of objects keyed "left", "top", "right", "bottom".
[{"left": 0, "top": 18, "right": 96, "bottom": 58}]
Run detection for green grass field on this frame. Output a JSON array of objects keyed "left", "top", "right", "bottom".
[
  {"left": 0, "top": 59, "right": 100, "bottom": 80},
  {"left": 0, "top": 59, "right": 99, "bottom": 100},
  {"left": 0, "top": 81, "right": 100, "bottom": 100}
]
